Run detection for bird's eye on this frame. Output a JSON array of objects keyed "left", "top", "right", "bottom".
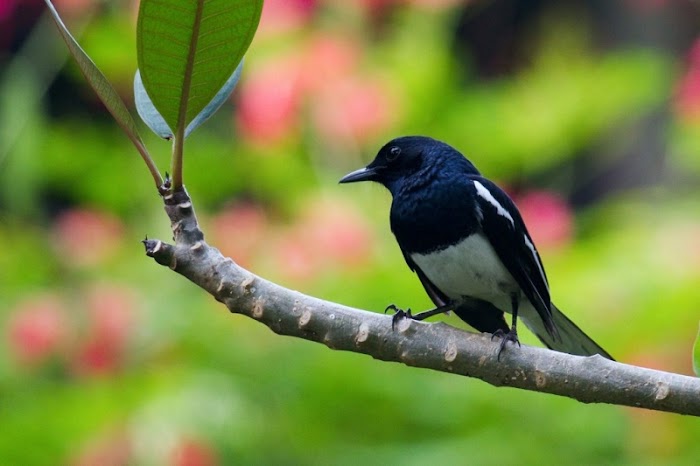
[{"left": 387, "top": 146, "right": 401, "bottom": 161}]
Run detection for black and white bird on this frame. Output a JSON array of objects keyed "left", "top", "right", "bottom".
[{"left": 340, "top": 136, "right": 613, "bottom": 360}]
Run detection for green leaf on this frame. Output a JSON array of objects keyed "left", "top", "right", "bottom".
[
  {"left": 693, "top": 322, "right": 700, "bottom": 377},
  {"left": 43, "top": 0, "right": 161, "bottom": 186},
  {"left": 43, "top": 1, "right": 149, "bottom": 159},
  {"left": 137, "top": 0, "right": 263, "bottom": 133}
]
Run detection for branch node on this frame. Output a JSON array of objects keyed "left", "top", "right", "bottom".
[
  {"left": 174, "top": 202, "right": 194, "bottom": 221},
  {"left": 215, "top": 279, "right": 236, "bottom": 302},
  {"left": 655, "top": 382, "right": 670, "bottom": 401},
  {"left": 534, "top": 370, "right": 547, "bottom": 388},
  {"left": 355, "top": 322, "right": 370, "bottom": 344},
  {"left": 240, "top": 276, "right": 256, "bottom": 295},
  {"left": 160, "top": 173, "right": 172, "bottom": 196},
  {"left": 396, "top": 316, "right": 413, "bottom": 333},
  {"left": 142, "top": 238, "right": 163, "bottom": 256},
  {"left": 299, "top": 310, "right": 312, "bottom": 328},
  {"left": 444, "top": 341, "right": 458, "bottom": 362},
  {"left": 190, "top": 241, "right": 204, "bottom": 252},
  {"left": 172, "top": 220, "right": 183, "bottom": 234},
  {"left": 163, "top": 185, "right": 189, "bottom": 206},
  {"left": 252, "top": 298, "right": 264, "bottom": 319}
]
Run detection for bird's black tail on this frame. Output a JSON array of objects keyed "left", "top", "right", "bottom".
[{"left": 521, "top": 303, "right": 614, "bottom": 360}]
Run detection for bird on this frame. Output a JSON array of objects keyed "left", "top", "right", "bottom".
[{"left": 339, "top": 136, "right": 613, "bottom": 360}]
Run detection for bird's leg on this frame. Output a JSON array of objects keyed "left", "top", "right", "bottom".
[
  {"left": 491, "top": 294, "right": 521, "bottom": 361},
  {"left": 385, "top": 302, "right": 455, "bottom": 331},
  {"left": 411, "top": 302, "right": 455, "bottom": 321}
]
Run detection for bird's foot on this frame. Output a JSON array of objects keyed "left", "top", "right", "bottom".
[
  {"left": 491, "top": 328, "right": 521, "bottom": 361},
  {"left": 384, "top": 304, "right": 413, "bottom": 331}
]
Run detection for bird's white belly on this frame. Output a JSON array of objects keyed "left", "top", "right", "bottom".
[{"left": 410, "top": 233, "right": 518, "bottom": 307}]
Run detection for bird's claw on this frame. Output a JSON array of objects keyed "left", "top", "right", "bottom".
[
  {"left": 385, "top": 304, "right": 412, "bottom": 331},
  {"left": 491, "top": 328, "right": 521, "bottom": 361}
]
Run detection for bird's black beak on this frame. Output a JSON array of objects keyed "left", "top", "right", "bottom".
[{"left": 339, "top": 166, "right": 379, "bottom": 184}]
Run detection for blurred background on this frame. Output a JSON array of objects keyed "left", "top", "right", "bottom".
[{"left": 1, "top": 0, "right": 700, "bottom": 464}]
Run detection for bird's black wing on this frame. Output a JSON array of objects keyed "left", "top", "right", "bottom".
[
  {"left": 470, "top": 176, "right": 558, "bottom": 338},
  {"left": 401, "top": 251, "right": 510, "bottom": 334}
]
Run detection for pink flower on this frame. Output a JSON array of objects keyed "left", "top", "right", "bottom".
[
  {"left": 298, "top": 198, "right": 374, "bottom": 268},
  {"left": 71, "top": 429, "right": 132, "bottom": 466},
  {"left": 7, "top": 295, "right": 68, "bottom": 366},
  {"left": 74, "top": 339, "right": 122, "bottom": 377},
  {"left": 170, "top": 438, "right": 218, "bottom": 466},
  {"left": 209, "top": 203, "right": 269, "bottom": 268},
  {"left": 84, "top": 284, "right": 135, "bottom": 348},
  {"left": 675, "top": 38, "right": 700, "bottom": 123},
  {"left": 301, "top": 34, "right": 361, "bottom": 92},
  {"left": 236, "top": 55, "right": 305, "bottom": 145},
  {"left": 54, "top": 0, "right": 98, "bottom": 15},
  {"left": 53, "top": 208, "right": 124, "bottom": 267},
  {"left": 258, "top": 0, "right": 317, "bottom": 36},
  {"left": 311, "top": 75, "right": 398, "bottom": 144},
  {"left": 72, "top": 284, "right": 136, "bottom": 377},
  {"left": 267, "top": 197, "right": 375, "bottom": 282},
  {"left": 515, "top": 190, "right": 574, "bottom": 250},
  {"left": 270, "top": 232, "right": 321, "bottom": 283}
]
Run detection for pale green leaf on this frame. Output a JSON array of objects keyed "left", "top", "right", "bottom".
[
  {"left": 43, "top": 0, "right": 150, "bottom": 160},
  {"left": 133, "top": 69, "right": 173, "bottom": 139},
  {"left": 134, "top": 60, "right": 243, "bottom": 139},
  {"left": 137, "top": 0, "right": 263, "bottom": 133}
]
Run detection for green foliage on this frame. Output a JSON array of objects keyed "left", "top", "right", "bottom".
[
  {"left": 442, "top": 50, "right": 670, "bottom": 176},
  {"left": 136, "top": 0, "right": 263, "bottom": 133}
]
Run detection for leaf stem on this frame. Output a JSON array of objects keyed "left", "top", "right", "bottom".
[
  {"left": 44, "top": 0, "right": 163, "bottom": 190},
  {"left": 134, "top": 138, "right": 164, "bottom": 189},
  {"left": 171, "top": 135, "right": 184, "bottom": 190}
]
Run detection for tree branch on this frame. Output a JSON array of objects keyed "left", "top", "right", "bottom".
[{"left": 145, "top": 187, "right": 700, "bottom": 417}]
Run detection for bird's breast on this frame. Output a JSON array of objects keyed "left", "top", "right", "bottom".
[
  {"left": 410, "top": 233, "right": 519, "bottom": 306},
  {"left": 390, "top": 182, "right": 480, "bottom": 254}
]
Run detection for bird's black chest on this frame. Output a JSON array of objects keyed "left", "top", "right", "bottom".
[{"left": 390, "top": 181, "right": 480, "bottom": 255}]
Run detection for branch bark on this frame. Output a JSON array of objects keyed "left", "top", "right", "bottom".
[{"left": 144, "top": 187, "right": 700, "bottom": 417}]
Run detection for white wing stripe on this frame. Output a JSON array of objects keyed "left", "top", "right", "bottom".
[
  {"left": 473, "top": 180, "right": 514, "bottom": 226},
  {"left": 523, "top": 233, "right": 548, "bottom": 289}
]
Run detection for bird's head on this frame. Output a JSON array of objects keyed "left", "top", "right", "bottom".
[{"left": 339, "top": 136, "right": 479, "bottom": 193}]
